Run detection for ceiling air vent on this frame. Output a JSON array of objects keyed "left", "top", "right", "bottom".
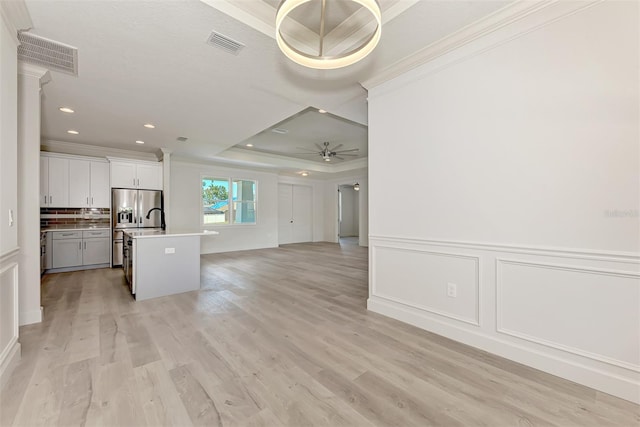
[
  {"left": 176, "top": 136, "right": 188, "bottom": 142},
  {"left": 206, "top": 31, "right": 245, "bottom": 55},
  {"left": 17, "top": 32, "right": 78, "bottom": 75}
]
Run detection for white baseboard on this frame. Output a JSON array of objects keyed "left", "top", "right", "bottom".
[
  {"left": 19, "top": 306, "right": 42, "bottom": 326},
  {"left": 0, "top": 340, "right": 21, "bottom": 391},
  {"left": 368, "top": 296, "right": 640, "bottom": 404}
]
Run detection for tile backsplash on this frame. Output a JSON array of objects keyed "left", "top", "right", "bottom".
[{"left": 41, "top": 207, "right": 110, "bottom": 228}]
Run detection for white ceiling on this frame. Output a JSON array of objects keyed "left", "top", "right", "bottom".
[{"left": 25, "top": 0, "right": 510, "bottom": 177}]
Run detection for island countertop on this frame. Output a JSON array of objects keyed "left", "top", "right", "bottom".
[{"left": 123, "top": 229, "right": 219, "bottom": 239}]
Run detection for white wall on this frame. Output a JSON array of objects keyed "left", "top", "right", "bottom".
[
  {"left": 367, "top": 1, "right": 639, "bottom": 403},
  {"left": 170, "top": 160, "right": 280, "bottom": 253},
  {"left": 0, "top": 7, "right": 21, "bottom": 389}
]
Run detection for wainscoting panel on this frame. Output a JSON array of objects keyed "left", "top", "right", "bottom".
[
  {"left": 372, "top": 245, "right": 480, "bottom": 325},
  {"left": 497, "top": 258, "right": 640, "bottom": 371},
  {"left": 368, "top": 236, "right": 640, "bottom": 404},
  {"left": 0, "top": 254, "right": 20, "bottom": 390}
]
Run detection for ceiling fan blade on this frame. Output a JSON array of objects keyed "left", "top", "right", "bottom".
[
  {"left": 330, "top": 143, "right": 343, "bottom": 151},
  {"left": 335, "top": 156, "right": 345, "bottom": 160},
  {"left": 314, "top": 143, "right": 324, "bottom": 151},
  {"left": 338, "top": 153, "right": 358, "bottom": 156},
  {"left": 335, "top": 148, "right": 359, "bottom": 153},
  {"left": 294, "top": 152, "right": 321, "bottom": 155}
]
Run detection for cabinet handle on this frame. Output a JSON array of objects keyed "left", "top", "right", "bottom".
[
  {"left": 44, "top": 195, "right": 46, "bottom": 204},
  {"left": 133, "top": 178, "right": 136, "bottom": 186},
  {"left": 62, "top": 233, "right": 74, "bottom": 236},
  {"left": 84, "top": 242, "right": 86, "bottom": 249},
  {"left": 49, "top": 196, "right": 52, "bottom": 203},
  {"left": 137, "top": 178, "right": 140, "bottom": 186},
  {"left": 87, "top": 197, "right": 89, "bottom": 205},
  {"left": 91, "top": 197, "right": 94, "bottom": 205},
  {"left": 79, "top": 242, "right": 82, "bottom": 250}
]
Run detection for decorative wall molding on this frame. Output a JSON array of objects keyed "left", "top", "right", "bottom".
[
  {"left": 0, "top": 247, "right": 19, "bottom": 264},
  {"left": 0, "top": 0, "right": 32, "bottom": 45},
  {"left": 496, "top": 258, "right": 640, "bottom": 372},
  {"left": 0, "top": 261, "right": 20, "bottom": 390},
  {"left": 18, "top": 62, "right": 51, "bottom": 86},
  {"left": 362, "top": 0, "right": 601, "bottom": 90},
  {"left": 371, "top": 244, "right": 481, "bottom": 326},
  {"left": 369, "top": 235, "right": 640, "bottom": 264},
  {"left": 367, "top": 295, "right": 640, "bottom": 404}
]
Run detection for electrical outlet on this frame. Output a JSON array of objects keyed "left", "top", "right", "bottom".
[
  {"left": 447, "top": 282, "right": 457, "bottom": 298},
  {"left": 165, "top": 248, "right": 175, "bottom": 254}
]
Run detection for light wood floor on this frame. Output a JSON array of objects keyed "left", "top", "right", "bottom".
[{"left": 2, "top": 242, "right": 638, "bottom": 426}]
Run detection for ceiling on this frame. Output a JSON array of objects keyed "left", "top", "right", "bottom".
[{"left": 24, "top": 0, "right": 510, "bottom": 177}]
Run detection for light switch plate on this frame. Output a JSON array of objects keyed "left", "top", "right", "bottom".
[{"left": 165, "top": 247, "right": 175, "bottom": 254}]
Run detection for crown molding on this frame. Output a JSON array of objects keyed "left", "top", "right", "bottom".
[
  {"left": 1, "top": 0, "right": 32, "bottom": 45},
  {"left": 362, "top": 0, "right": 566, "bottom": 90},
  {"left": 41, "top": 139, "right": 159, "bottom": 162}
]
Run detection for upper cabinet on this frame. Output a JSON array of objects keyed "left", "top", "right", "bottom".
[
  {"left": 41, "top": 156, "right": 69, "bottom": 208},
  {"left": 68, "top": 159, "right": 110, "bottom": 208},
  {"left": 41, "top": 154, "right": 110, "bottom": 208},
  {"left": 110, "top": 160, "right": 162, "bottom": 190}
]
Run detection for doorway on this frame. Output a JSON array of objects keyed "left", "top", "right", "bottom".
[{"left": 338, "top": 184, "right": 359, "bottom": 245}]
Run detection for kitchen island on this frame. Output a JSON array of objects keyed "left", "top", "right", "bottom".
[{"left": 123, "top": 229, "right": 218, "bottom": 301}]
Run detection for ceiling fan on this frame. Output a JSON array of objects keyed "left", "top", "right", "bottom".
[{"left": 296, "top": 142, "right": 359, "bottom": 162}]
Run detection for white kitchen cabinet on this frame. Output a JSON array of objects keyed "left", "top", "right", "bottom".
[
  {"left": 90, "top": 162, "right": 110, "bottom": 207},
  {"left": 50, "top": 229, "right": 110, "bottom": 269},
  {"left": 110, "top": 160, "right": 162, "bottom": 190},
  {"left": 41, "top": 156, "right": 69, "bottom": 207},
  {"left": 68, "top": 159, "right": 110, "bottom": 208},
  {"left": 52, "top": 238, "right": 83, "bottom": 268},
  {"left": 83, "top": 238, "right": 109, "bottom": 265},
  {"left": 69, "top": 159, "right": 91, "bottom": 207}
]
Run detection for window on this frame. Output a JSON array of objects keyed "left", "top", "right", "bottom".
[{"left": 202, "top": 177, "right": 256, "bottom": 225}]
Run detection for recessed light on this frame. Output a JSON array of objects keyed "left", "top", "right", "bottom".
[
  {"left": 67, "top": 130, "right": 79, "bottom": 135},
  {"left": 271, "top": 128, "right": 289, "bottom": 134},
  {"left": 301, "top": 172, "right": 309, "bottom": 176},
  {"left": 143, "top": 123, "right": 155, "bottom": 129},
  {"left": 246, "top": 143, "right": 254, "bottom": 147},
  {"left": 59, "top": 107, "right": 74, "bottom": 113},
  {"left": 318, "top": 109, "right": 327, "bottom": 113},
  {"left": 135, "top": 140, "right": 145, "bottom": 144}
]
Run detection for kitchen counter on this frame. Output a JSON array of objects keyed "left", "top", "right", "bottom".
[
  {"left": 41, "top": 225, "right": 110, "bottom": 232},
  {"left": 123, "top": 229, "right": 218, "bottom": 301},
  {"left": 123, "top": 229, "right": 219, "bottom": 239}
]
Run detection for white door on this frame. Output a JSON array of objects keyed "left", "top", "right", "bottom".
[
  {"left": 136, "top": 163, "right": 162, "bottom": 190},
  {"left": 69, "top": 159, "right": 91, "bottom": 207},
  {"left": 110, "top": 161, "right": 137, "bottom": 188},
  {"left": 40, "top": 156, "right": 49, "bottom": 207},
  {"left": 48, "top": 157, "right": 69, "bottom": 207},
  {"left": 278, "top": 184, "right": 293, "bottom": 245},
  {"left": 278, "top": 184, "right": 313, "bottom": 245},
  {"left": 83, "top": 238, "right": 109, "bottom": 265},
  {"left": 90, "top": 162, "right": 110, "bottom": 207},
  {"left": 52, "top": 239, "right": 82, "bottom": 268},
  {"left": 292, "top": 185, "right": 313, "bottom": 243}
]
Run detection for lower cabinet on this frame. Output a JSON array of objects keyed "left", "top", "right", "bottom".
[{"left": 51, "top": 230, "right": 110, "bottom": 269}]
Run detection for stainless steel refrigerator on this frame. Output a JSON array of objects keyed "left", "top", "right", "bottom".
[{"left": 112, "top": 188, "right": 163, "bottom": 266}]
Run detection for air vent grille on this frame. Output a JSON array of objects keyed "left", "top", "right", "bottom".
[
  {"left": 176, "top": 136, "right": 188, "bottom": 142},
  {"left": 206, "top": 31, "right": 245, "bottom": 55},
  {"left": 17, "top": 32, "right": 78, "bottom": 75}
]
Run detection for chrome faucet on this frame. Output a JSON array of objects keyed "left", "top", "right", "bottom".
[{"left": 145, "top": 207, "right": 166, "bottom": 230}]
